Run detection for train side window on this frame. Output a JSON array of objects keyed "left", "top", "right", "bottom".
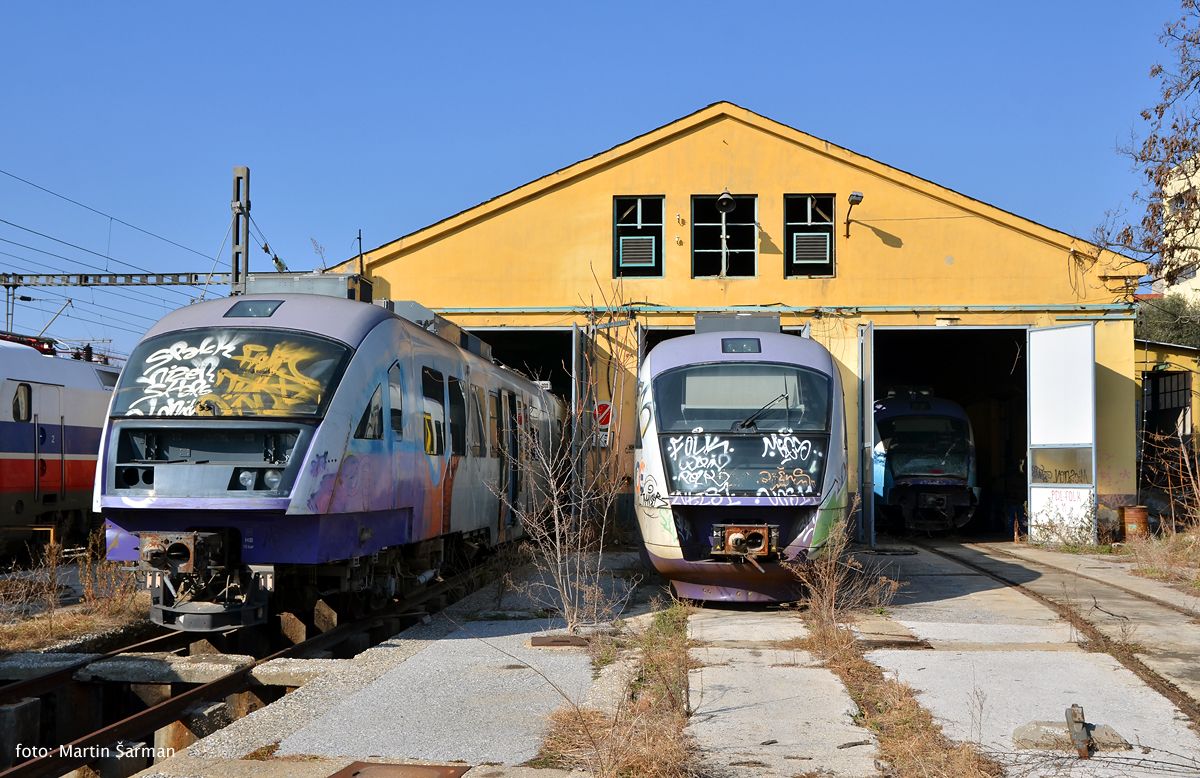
[
  {"left": 488, "top": 392, "right": 500, "bottom": 455},
  {"left": 387, "top": 362, "right": 403, "bottom": 436},
  {"left": 469, "top": 385, "right": 486, "bottom": 457},
  {"left": 421, "top": 367, "right": 445, "bottom": 456},
  {"left": 354, "top": 385, "right": 383, "bottom": 440},
  {"left": 13, "top": 383, "right": 31, "bottom": 422},
  {"left": 447, "top": 375, "right": 467, "bottom": 456}
]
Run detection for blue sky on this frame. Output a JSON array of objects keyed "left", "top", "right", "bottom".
[{"left": 0, "top": 1, "right": 1179, "bottom": 357}]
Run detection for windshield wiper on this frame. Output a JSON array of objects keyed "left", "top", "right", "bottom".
[{"left": 736, "top": 392, "right": 788, "bottom": 430}]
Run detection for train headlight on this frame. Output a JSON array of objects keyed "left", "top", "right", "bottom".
[
  {"left": 238, "top": 469, "right": 257, "bottom": 490},
  {"left": 263, "top": 469, "right": 283, "bottom": 490}
]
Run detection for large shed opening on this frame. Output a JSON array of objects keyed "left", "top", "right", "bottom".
[
  {"left": 873, "top": 328, "right": 1027, "bottom": 538},
  {"left": 469, "top": 329, "right": 574, "bottom": 398}
]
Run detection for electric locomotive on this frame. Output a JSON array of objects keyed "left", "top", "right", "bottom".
[
  {"left": 98, "top": 294, "right": 561, "bottom": 631},
  {"left": 872, "top": 390, "right": 978, "bottom": 532},
  {"left": 633, "top": 326, "right": 847, "bottom": 602},
  {"left": 2, "top": 337, "right": 119, "bottom": 545}
]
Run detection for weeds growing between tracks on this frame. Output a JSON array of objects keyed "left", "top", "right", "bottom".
[
  {"left": 533, "top": 598, "right": 696, "bottom": 778},
  {"left": 0, "top": 530, "right": 143, "bottom": 652},
  {"left": 792, "top": 517, "right": 1003, "bottom": 778}
]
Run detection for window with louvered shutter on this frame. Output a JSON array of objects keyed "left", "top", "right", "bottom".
[
  {"left": 614, "top": 196, "right": 664, "bottom": 277},
  {"left": 620, "top": 235, "right": 656, "bottom": 267},
  {"left": 791, "top": 233, "right": 830, "bottom": 265},
  {"left": 784, "top": 194, "right": 835, "bottom": 277}
]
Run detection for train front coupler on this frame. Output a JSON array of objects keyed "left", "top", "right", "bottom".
[
  {"left": 708, "top": 523, "right": 782, "bottom": 572},
  {"left": 138, "top": 530, "right": 274, "bottom": 631}
]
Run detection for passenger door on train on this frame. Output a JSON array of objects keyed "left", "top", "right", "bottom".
[{"left": 32, "top": 383, "right": 64, "bottom": 504}]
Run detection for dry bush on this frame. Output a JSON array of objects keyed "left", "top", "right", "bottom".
[
  {"left": 786, "top": 508, "right": 900, "bottom": 650},
  {"left": 533, "top": 599, "right": 695, "bottom": 777},
  {"left": 1141, "top": 431, "right": 1200, "bottom": 532},
  {"left": 78, "top": 529, "right": 139, "bottom": 615},
  {"left": 1126, "top": 527, "right": 1200, "bottom": 591},
  {"left": 0, "top": 542, "right": 66, "bottom": 620},
  {"left": 0, "top": 530, "right": 143, "bottom": 653}
]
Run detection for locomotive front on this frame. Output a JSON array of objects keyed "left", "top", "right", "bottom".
[
  {"left": 96, "top": 296, "right": 373, "bottom": 631},
  {"left": 634, "top": 331, "right": 847, "bottom": 602}
]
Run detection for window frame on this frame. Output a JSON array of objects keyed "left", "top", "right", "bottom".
[
  {"left": 447, "top": 375, "right": 467, "bottom": 456},
  {"left": 13, "top": 383, "right": 31, "bottom": 422},
  {"left": 613, "top": 195, "right": 665, "bottom": 278},
  {"left": 353, "top": 385, "right": 384, "bottom": 440},
  {"left": 783, "top": 194, "right": 836, "bottom": 278},
  {"left": 421, "top": 367, "right": 446, "bottom": 456},
  {"left": 387, "top": 361, "right": 404, "bottom": 438},
  {"left": 470, "top": 385, "right": 487, "bottom": 457},
  {"left": 691, "top": 194, "right": 758, "bottom": 278}
]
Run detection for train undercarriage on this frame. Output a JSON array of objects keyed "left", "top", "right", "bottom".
[{"left": 134, "top": 527, "right": 492, "bottom": 632}]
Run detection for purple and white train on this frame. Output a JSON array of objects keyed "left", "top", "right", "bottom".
[
  {"left": 99, "top": 294, "right": 562, "bottom": 631},
  {"left": 633, "top": 326, "right": 848, "bottom": 602}
]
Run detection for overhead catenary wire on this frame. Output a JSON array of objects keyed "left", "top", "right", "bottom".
[
  {"left": 0, "top": 217, "right": 202, "bottom": 299},
  {"left": 0, "top": 167, "right": 215, "bottom": 261},
  {"left": 2, "top": 254, "right": 159, "bottom": 326},
  {"left": 0, "top": 249, "right": 178, "bottom": 313},
  {"left": 0, "top": 238, "right": 184, "bottom": 309},
  {"left": 13, "top": 287, "right": 147, "bottom": 337}
]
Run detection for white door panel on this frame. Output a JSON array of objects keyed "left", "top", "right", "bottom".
[{"left": 1027, "top": 324, "right": 1096, "bottom": 543}]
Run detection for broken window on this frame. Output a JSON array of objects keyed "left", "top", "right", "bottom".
[
  {"left": 354, "top": 385, "right": 383, "bottom": 440},
  {"left": 387, "top": 362, "right": 403, "bottom": 437},
  {"left": 614, "top": 196, "right": 664, "bottom": 277},
  {"left": 421, "top": 368, "right": 445, "bottom": 456},
  {"left": 470, "top": 385, "right": 486, "bottom": 457},
  {"left": 447, "top": 375, "right": 467, "bottom": 456},
  {"left": 784, "top": 194, "right": 835, "bottom": 277},
  {"left": 692, "top": 195, "right": 757, "bottom": 277},
  {"left": 13, "top": 383, "right": 31, "bottom": 422}
]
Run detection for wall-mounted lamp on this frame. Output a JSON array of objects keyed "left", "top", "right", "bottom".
[{"left": 844, "top": 191, "right": 864, "bottom": 238}]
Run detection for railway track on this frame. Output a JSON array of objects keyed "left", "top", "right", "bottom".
[
  {"left": 0, "top": 629, "right": 191, "bottom": 707},
  {"left": 908, "top": 539, "right": 1200, "bottom": 729},
  {"left": 0, "top": 563, "right": 490, "bottom": 778}
]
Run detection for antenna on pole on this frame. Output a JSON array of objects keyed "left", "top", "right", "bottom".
[
  {"left": 231, "top": 166, "right": 250, "bottom": 296},
  {"left": 357, "top": 229, "right": 364, "bottom": 276}
]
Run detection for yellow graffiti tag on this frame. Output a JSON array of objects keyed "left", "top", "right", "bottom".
[{"left": 211, "top": 342, "right": 324, "bottom": 415}]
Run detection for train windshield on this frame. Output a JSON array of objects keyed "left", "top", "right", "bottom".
[
  {"left": 653, "top": 363, "right": 830, "bottom": 433},
  {"left": 653, "top": 363, "right": 831, "bottom": 497},
  {"left": 877, "top": 415, "right": 970, "bottom": 479},
  {"left": 111, "top": 329, "right": 352, "bottom": 417}
]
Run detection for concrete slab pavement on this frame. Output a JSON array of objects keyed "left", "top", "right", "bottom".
[
  {"left": 933, "top": 542, "right": 1200, "bottom": 707},
  {"left": 866, "top": 545, "right": 1200, "bottom": 777},
  {"left": 686, "top": 608, "right": 879, "bottom": 777}
]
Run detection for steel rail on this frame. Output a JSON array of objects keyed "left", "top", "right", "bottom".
[
  {"left": 908, "top": 540, "right": 1200, "bottom": 729},
  {"left": 0, "top": 629, "right": 188, "bottom": 706}
]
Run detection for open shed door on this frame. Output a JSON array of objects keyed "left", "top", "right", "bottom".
[
  {"left": 858, "top": 322, "right": 875, "bottom": 546},
  {"left": 1027, "top": 323, "right": 1097, "bottom": 543}
]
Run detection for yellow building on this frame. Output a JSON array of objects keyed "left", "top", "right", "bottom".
[{"left": 337, "top": 102, "right": 1143, "bottom": 543}]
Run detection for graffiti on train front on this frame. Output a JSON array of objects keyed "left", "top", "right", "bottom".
[
  {"left": 115, "top": 330, "right": 348, "bottom": 418},
  {"left": 662, "top": 431, "right": 826, "bottom": 497}
]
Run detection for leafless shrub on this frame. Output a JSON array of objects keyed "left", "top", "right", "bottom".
[
  {"left": 498, "top": 288, "right": 639, "bottom": 633},
  {"left": 785, "top": 503, "right": 900, "bottom": 650},
  {"left": 1126, "top": 527, "right": 1200, "bottom": 591},
  {"left": 0, "top": 531, "right": 143, "bottom": 652},
  {"left": 78, "top": 529, "right": 139, "bottom": 615}
]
